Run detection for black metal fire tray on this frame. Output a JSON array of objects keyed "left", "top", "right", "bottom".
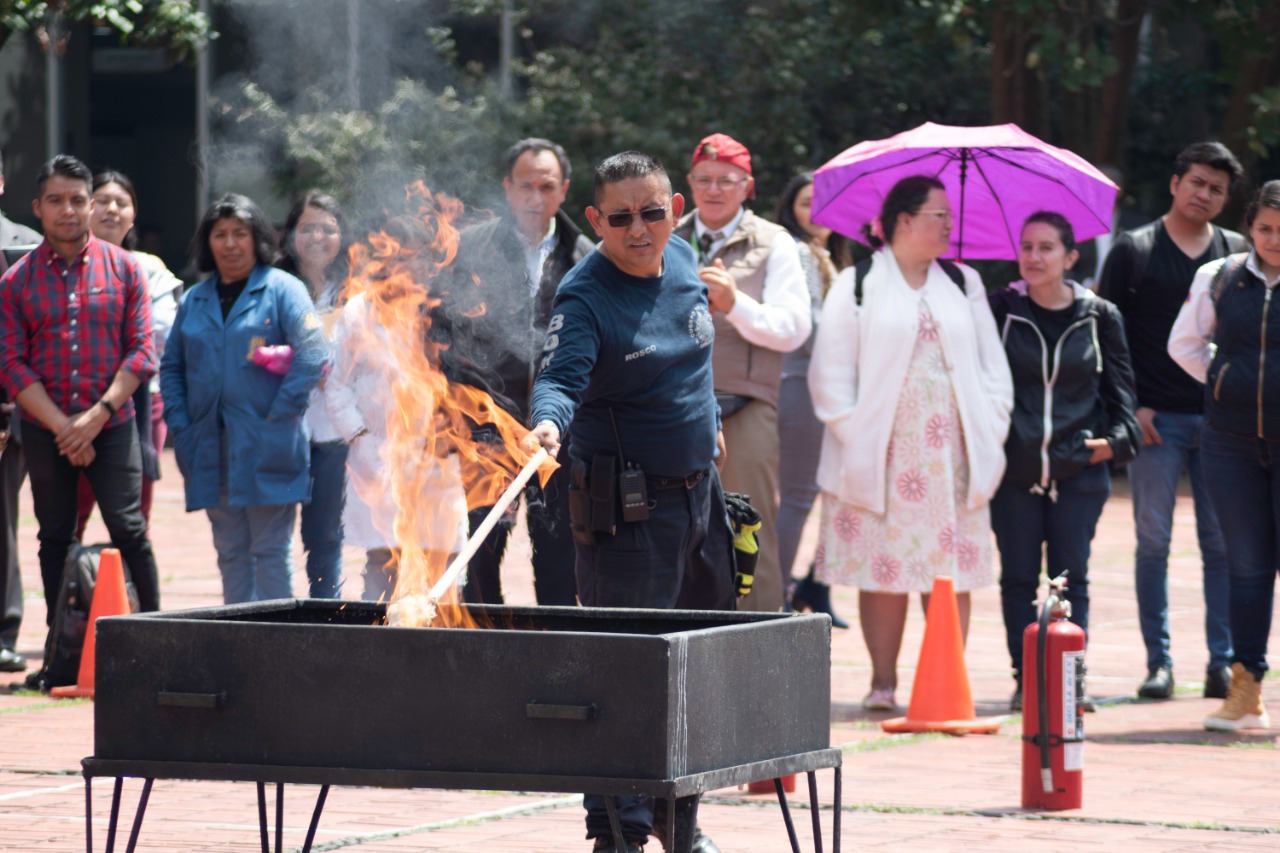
[{"left": 83, "top": 600, "right": 841, "bottom": 853}]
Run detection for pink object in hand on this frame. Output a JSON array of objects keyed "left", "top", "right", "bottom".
[{"left": 252, "top": 345, "right": 294, "bottom": 375}]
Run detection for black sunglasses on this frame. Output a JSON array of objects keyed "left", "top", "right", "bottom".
[{"left": 597, "top": 206, "right": 668, "bottom": 228}]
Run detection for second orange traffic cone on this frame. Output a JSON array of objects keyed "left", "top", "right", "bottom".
[
  {"left": 51, "top": 548, "right": 130, "bottom": 700},
  {"left": 881, "top": 576, "right": 999, "bottom": 735}
]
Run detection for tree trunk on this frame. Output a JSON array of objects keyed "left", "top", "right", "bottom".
[
  {"left": 1220, "top": 5, "right": 1280, "bottom": 179},
  {"left": 991, "top": 2, "right": 1014, "bottom": 124},
  {"left": 1092, "top": 0, "right": 1147, "bottom": 166}
]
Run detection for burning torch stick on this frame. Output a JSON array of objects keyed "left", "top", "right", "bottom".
[{"left": 386, "top": 446, "right": 550, "bottom": 626}]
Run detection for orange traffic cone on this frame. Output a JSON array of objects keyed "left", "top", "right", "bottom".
[
  {"left": 880, "top": 576, "right": 999, "bottom": 735},
  {"left": 746, "top": 775, "right": 797, "bottom": 795},
  {"left": 51, "top": 548, "right": 130, "bottom": 700}
]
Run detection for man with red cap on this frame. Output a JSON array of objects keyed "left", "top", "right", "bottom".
[{"left": 675, "top": 133, "right": 810, "bottom": 612}]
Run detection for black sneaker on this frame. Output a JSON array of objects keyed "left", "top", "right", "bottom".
[
  {"left": 592, "top": 837, "right": 644, "bottom": 853},
  {"left": 1137, "top": 665, "right": 1174, "bottom": 699},
  {"left": 1010, "top": 678, "right": 1023, "bottom": 712},
  {"left": 650, "top": 822, "right": 720, "bottom": 853},
  {"left": 0, "top": 647, "right": 26, "bottom": 673},
  {"left": 1204, "top": 665, "right": 1231, "bottom": 700}
]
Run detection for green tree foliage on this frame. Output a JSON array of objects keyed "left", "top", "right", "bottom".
[
  {"left": 228, "top": 0, "right": 1278, "bottom": 228},
  {"left": 516, "top": 0, "right": 990, "bottom": 216},
  {"left": 0, "top": 0, "right": 211, "bottom": 58}
]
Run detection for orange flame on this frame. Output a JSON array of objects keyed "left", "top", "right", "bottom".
[{"left": 330, "top": 182, "right": 556, "bottom": 628}]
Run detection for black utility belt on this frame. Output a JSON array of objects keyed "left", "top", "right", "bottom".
[
  {"left": 715, "top": 393, "right": 754, "bottom": 419},
  {"left": 648, "top": 469, "right": 708, "bottom": 490},
  {"left": 567, "top": 455, "right": 709, "bottom": 545}
]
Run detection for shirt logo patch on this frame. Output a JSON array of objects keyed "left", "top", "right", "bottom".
[{"left": 688, "top": 305, "right": 714, "bottom": 348}]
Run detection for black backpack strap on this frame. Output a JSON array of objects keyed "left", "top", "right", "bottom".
[
  {"left": 854, "top": 256, "right": 965, "bottom": 305},
  {"left": 1125, "top": 222, "right": 1157, "bottom": 304},
  {"left": 1210, "top": 253, "right": 1251, "bottom": 306},
  {"left": 853, "top": 256, "right": 872, "bottom": 306},
  {"left": 937, "top": 258, "right": 967, "bottom": 292}
]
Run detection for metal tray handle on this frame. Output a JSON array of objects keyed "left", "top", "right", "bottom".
[
  {"left": 157, "top": 691, "right": 226, "bottom": 709},
  {"left": 525, "top": 701, "right": 596, "bottom": 721}
]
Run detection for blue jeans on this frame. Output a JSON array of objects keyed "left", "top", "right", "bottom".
[
  {"left": 1129, "top": 410, "right": 1232, "bottom": 671},
  {"left": 300, "top": 440, "right": 347, "bottom": 598},
  {"left": 1200, "top": 426, "right": 1280, "bottom": 680},
  {"left": 991, "top": 463, "right": 1110, "bottom": 674},
  {"left": 777, "top": 375, "right": 823, "bottom": 580},
  {"left": 206, "top": 501, "right": 297, "bottom": 604}
]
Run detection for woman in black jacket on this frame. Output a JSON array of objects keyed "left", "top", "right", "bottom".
[
  {"left": 989, "top": 211, "right": 1140, "bottom": 710},
  {"left": 1169, "top": 180, "right": 1280, "bottom": 731}
]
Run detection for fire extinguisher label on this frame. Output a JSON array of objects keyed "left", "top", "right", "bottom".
[
  {"left": 1065, "top": 741, "right": 1084, "bottom": 771},
  {"left": 1063, "top": 650, "right": 1085, "bottom": 742}
]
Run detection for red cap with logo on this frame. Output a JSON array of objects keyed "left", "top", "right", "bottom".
[{"left": 691, "top": 133, "right": 755, "bottom": 198}]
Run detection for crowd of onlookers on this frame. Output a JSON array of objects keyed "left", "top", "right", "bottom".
[{"left": 1, "top": 133, "right": 1278, "bottom": 753}]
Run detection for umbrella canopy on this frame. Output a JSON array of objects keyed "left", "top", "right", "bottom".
[{"left": 812, "top": 122, "right": 1118, "bottom": 261}]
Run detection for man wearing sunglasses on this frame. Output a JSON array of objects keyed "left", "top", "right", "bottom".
[
  {"left": 674, "top": 133, "right": 810, "bottom": 614},
  {"left": 453, "top": 138, "right": 595, "bottom": 609},
  {"left": 527, "top": 151, "right": 733, "bottom": 853}
]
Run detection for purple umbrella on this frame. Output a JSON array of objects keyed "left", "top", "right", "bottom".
[{"left": 812, "top": 122, "right": 1118, "bottom": 261}]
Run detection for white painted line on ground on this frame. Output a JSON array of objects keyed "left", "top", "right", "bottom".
[
  {"left": 202, "top": 793, "right": 583, "bottom": 849},
  {"left": 0, "top": 782, "right": 82, "bottom": 801}
]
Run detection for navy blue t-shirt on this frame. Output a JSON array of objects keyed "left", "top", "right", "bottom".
[{"left": 530, "top": 237, "right": 718, "bottom": 476}]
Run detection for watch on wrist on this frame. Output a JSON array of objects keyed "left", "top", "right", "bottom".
[{"left": 99, "top": 398, "right": 117, "bottom": 417}]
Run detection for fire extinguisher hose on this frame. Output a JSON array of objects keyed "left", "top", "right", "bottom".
[{"left": 1036, "top": 588, "right": 1056, "bottom": 794}]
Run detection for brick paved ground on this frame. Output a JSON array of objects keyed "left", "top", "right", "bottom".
[{"left": 1, "top": 450, "right": 1276, "bottom": 851}]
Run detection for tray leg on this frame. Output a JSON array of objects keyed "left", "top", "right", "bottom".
[
  {"left": 301, "top": 785, "right": 330, "bottom": 853},
  {"left": 833, "top": 766, "right": 842, "bottom": 853},
  {"left": 807, "top": 771, "right": 822, "bottom": 853},
  {"left": 105, "top": 777, "right": 123, "bottom": 853},
  {"left": 125, "top": 778, "right": 153, "bottom": 853},
  {"left": 256, "top": 781, "right": 269, "bottom": 853},
  {"left": 85, "top": 776, "right": 93, "bottom": 853},
  {"left": 775, "top": 778, "right": 801, "bottom": 853},
  {"left": 668, "top": 795, "right": 699, "bottom": 853},
  {"left": 604, "top": 797, "right": 626, "bottom": 853},
  {"left": 275, "top": 783, "right": 285, "bottom": 853}
]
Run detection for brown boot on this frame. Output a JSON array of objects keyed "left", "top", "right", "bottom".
[{"left": 1204, "top": 663, "right": 1270, "bottom": 732}]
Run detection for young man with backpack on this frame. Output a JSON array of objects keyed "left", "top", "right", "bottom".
[{"left": 1097, "top": 141, "right": 1247, "bottom": 702}]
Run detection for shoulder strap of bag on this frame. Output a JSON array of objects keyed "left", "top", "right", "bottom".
[
  {"left": 1126, "top": 222, "right": 1158, "bottom": 303},
  {"left": 1210, "top": 253, "right": 1251, "bottom": 306}
]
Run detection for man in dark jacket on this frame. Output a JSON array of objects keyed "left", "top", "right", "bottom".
[
  {"left": 1098, "top": 141, "right": 1247, "bottom": 702},
  {"left": 455, "top": 138, "right": 594, "bottom": 606},
  {"left": 0, "top": 150, "right": 40, "bottom": 674}
]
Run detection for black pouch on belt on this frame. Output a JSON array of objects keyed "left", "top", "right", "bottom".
[
  {"left": 589, "top": 454, "right": 617, "bottom": 535},
  {"left": 567, "top": 458, "right": 596, "bottom": 546}
]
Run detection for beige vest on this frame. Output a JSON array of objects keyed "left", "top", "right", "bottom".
[{"left": 676, "top": 209, "right": 788, "bottom": 407}]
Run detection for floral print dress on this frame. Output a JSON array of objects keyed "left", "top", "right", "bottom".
[{"left": 816, "top": 299, "right": 994, "bottom": 593}]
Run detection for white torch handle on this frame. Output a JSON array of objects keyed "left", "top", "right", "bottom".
[{"left": 429, "top": 446, "right": 550, "bottom": 601}]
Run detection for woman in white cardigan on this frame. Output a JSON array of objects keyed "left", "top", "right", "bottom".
[{"left": 809, "top": 175, "right": 1013, "bottom": 711}]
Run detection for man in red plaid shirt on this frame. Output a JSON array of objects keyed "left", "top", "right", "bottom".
[{"left": 0, "top": 155, "right": 160, "bottom": 658}]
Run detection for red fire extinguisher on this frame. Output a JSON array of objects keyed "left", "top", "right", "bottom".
[{"left": 1021, "top": 574, "right": 1086, "bottom": 810}]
